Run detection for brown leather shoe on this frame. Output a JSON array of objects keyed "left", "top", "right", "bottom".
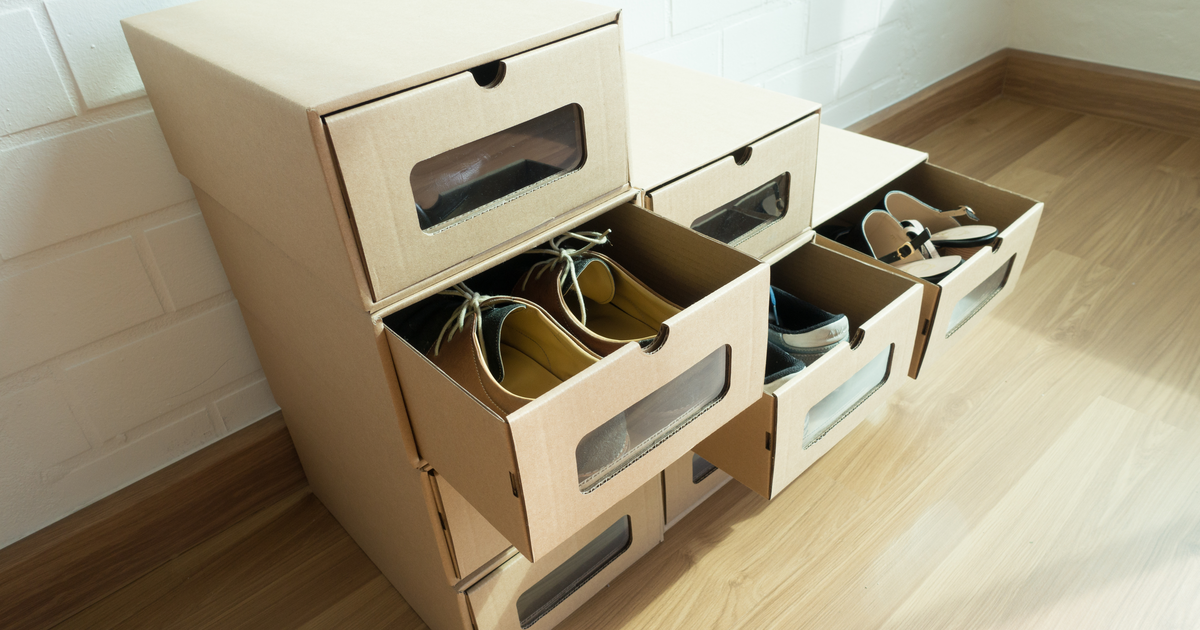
[
  {"left": 428, "top": 285, "right": 601, "bottom": 416},
  {"left": 427, "top": 285, "right": 628, "bottom": 482},
  {"left": 513, "top": 231, "right": 682, "bottom": 356}
]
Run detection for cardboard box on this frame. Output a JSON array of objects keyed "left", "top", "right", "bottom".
[
  {"left": 812, "top": 127, "right": 1043, "bottom": 377},
  {"left": 427, "top": 470, "right": 519, "bottom": 585},
  {"left": 382, "top": 203, "right": 770, "bottom": 561},
  {"left": 695, "top": 233, "right": 924, "bottom": 498},
  {"left": 464, "top": 476, "right": 662, "bottom": 630},
  {"left": 663, "top": 452, "right": 733, "bottom": 530},
  {"left": 123, "top": 0, "right": 631, "bottom": 310},
  {"left": 626, "top": 56, "right": 821, "bottom": 258}
]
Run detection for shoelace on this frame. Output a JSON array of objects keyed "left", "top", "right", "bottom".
[
  {"left": 432, "top": 283, "right": 495, "bottom": 356},
  {"left": 521, "top": 230, "right": 612, "bottom": 326}
]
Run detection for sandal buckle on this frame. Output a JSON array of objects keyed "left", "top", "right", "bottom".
[{"left": 897, "top": 243, "right": 914, "bottom": 258}]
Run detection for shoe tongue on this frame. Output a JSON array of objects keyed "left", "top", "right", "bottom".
[
  {"left": 479, "top": 302, "right": 526, "bottom": 383},
  {"left": 569, "top": 257, "right": 616, "bottom": 305}
]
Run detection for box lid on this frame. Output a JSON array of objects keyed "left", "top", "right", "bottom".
[
  {"left": 121, "top": 0, "right": 619, "bottom": 113},
  {"left": 626, "top": 55, "right": 820, "bottom": 191},
  {"left": 812, "top": 125, "right": 927, "bottom": 227}
]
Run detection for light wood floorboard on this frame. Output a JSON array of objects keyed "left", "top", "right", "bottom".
[{"left": 54, "top": 97, "right": 1200, "bottom": 629}]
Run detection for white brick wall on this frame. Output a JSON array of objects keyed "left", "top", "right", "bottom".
[
  {"left": 619, "top": 0, "right": 1010, "bottom": 127},
  {"left": 0, "top": 0, "right": 277, "bottom": 549},
  {"left": 0, "top": 0, "right": 1017, "bottom": 550}
]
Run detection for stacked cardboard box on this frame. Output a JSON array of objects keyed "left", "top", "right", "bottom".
[{"left": 124, "top": 2, "right": 1041, "bottom": 629}]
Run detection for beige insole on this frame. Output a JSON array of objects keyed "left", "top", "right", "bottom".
[
  {"left": 580, "top": 298, "right": 660, "bottom": 341},
  {"left": 499, "top": 343, "right": 563, "bottom": 400},
  {"left": 896, "top": 256, "right": 961, "bottom": 278},
  {"left": 931, "top": 225, "right": 998, "bottom": 242},
  {"left": 496, "top": 306, "right": 598, "bottom": 399}
]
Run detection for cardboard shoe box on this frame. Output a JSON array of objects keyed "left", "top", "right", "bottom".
[
  {"left": 663, "top": 452, "right": 733, "bottom": 530},
  {"left": 381, "top": 203, "right": 768, "bottom": 561},
  {"left": 123, "top": 0, "right": 631, "bottom": 310},
  {"left": 626, "top": 56, "right": 821, "bottom": 259},
  {"left": 694, "top": 233, "right": 924, "bottom": 498},
  {"left": 464, "top": 476, "right": 662, "bottom": 630},
  {"left": 813, "top": 127, "right": 1043, "bottom": 377}
]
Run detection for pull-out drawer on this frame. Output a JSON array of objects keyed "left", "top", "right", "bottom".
[
  {"left": 465, "top": 477, "right": 662, "bottom": 630},
  {"left": 327, "top": 25, "right": 629, "bottom": 302},
  {"left": 382, "top": 203, "right": 769, "bottom": 561},
  {"left": 819, "top": 162, "right": 1042, "bottom": 377},
  {"left": 663, "top": 452, "right": 732, "bottom": 530},
  {"left": 644, "top": 114, "right": 819, "bottom": 257},
  {"left": 696, "top": 234, "right": 924, "bottom": 498}
]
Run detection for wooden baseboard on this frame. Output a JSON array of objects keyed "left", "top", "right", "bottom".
[
  {"left": 850, "top": 48, "right": 1200, "bottom": 145},
  {"left": 849, "top": 50, "right": 1009, "bottom": 145},
  {"left": 1003, "top": 49, "right": 1200, "bottom": 139},
  {"left": 0, "top": 412, "right": 306, "bottom": 630}
]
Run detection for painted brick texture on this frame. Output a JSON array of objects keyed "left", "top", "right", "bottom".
[
  {"left": 620, "top": 0, "right": 1009, "bottom": 127},
  {"left": 0, "top": 0, "right": 277, "bottom": 549},
  {"left": 0, "top": 0, "right": 1010, "bottom": 550}
]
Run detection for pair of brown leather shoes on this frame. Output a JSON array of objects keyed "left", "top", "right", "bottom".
[{"left": 424, "top": 232, "right": 682, "bottom": 484}]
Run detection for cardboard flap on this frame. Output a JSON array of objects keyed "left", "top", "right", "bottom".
[
  {"left": 647, "top": 114, "right": 821, "bottom": 258},
  {"left": 326, "top": 25, "right": 629, "bottom": 302},
  {"left": 693, "top": 394, "right": 775, "bottom": 498},
  {"left": 626, "top": 55, "right": 820, "bottom": 191},
  {"left": 433, "top": 473, "right": 514, "bottom": 583},
  {"left": 385, "top": 328, "right": 534, "bottom": 558},
  {"left": 813, "top": 125, "right": 927, "bottom": 227}
]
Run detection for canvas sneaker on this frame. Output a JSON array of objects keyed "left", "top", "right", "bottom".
[{"left": 768, "top": 286, "right": 850, "bottom": 365}]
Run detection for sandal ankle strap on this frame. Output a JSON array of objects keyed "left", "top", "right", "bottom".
[{"left": 879, "top": 228, "right": 932, "bottom": 264}]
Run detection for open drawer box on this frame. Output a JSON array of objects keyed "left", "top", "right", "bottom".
[
  {"left": 694, "top": 234, "right": 924, "bottom": 498},
  {"left": 464, "top": 476, "right": 662, "bottom": 630},
  {"left": 663, "top": 452, "right": 733, "bottom": 530},
  {"left": 626, "top": 56, "right": 820, "bottom": 258},
  {"left": 382, "top": 203, "right": 769, "bottom": 560},
  {"left": 817, "top": 160, "right": 1043, "bottom": 377}
]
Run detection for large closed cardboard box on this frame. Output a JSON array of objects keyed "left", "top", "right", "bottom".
[
  {"left": 382, "top": 203, "right": 770, "bottom": 560},
  {"left": 695, "top": 233, "right": 924, "bottom": 498},
  {"left": 626, "top": 56, "right": 821, "bottom": 258},
  {"left": 812, "top": 127, "right": 1043, "bottom": 377},
  {"left": 123, "top": 0, "right": 631, "bottom": 310}
]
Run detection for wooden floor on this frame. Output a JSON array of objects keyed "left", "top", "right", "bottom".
[{"left": 56, "top": 98, "right": 1200, "bottom": 629}]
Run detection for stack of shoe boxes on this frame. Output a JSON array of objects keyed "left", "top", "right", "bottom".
[{"left": 122, "top": 1, "right": 1042, "bottom": 628}]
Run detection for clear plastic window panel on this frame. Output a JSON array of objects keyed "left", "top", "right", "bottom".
[
  {"left": 409, "top": 104, "right": 585, "bottom": 232},
  {"left": 516, "top": 516, "right": 632, "bottom": 629},
  {"left": 946, "top": 256, "right": 1015, "bottom": 337},
  {"left": 691, "top": 453, "right": 718, "bottom": 484},
  {"left": 803, "top": 345, "right": 893, "bottom": 449},
  {"left": 576, "top": 346, "right": 730, "bottom": 493},
  {"left": 689, "top": 173, "right": 789, "bottom": 245}
]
